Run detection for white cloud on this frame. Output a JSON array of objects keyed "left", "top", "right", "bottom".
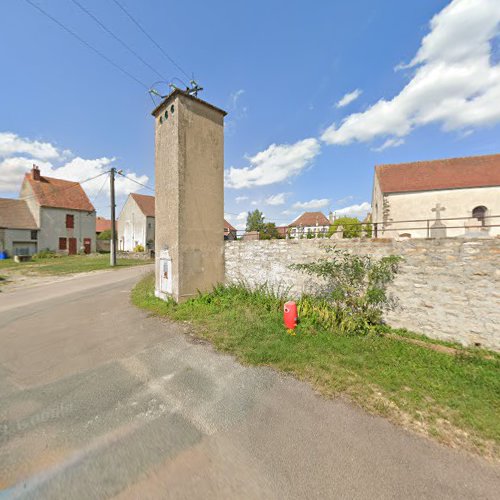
[
  {"left": 335, "top": 195, "right": 355, "bottom": 206},
  {"left": 282, "top": 209, "right": 297, "bottom": 216},
  {"left": 0, "top": 132, "right": 61, "bottom": 160},
  {"left": 372, "top": 137, "right": 405, "bottom": 152},
  {"left": 322, "top": 0, "right": 500, "bottom": 146},
  {"left": 336, "top": 89, "right": 362, "bottom": 108},
  {"left": 235, "top": 196, "right": 248, "bottom": 203},
  {"left": 293, "top": 198, "right": 330, "bottom": 210},
  {"left": 0, "top": 132, "right": 150, "bottom": 214},
  {"left": 265, "top": 192, "right": 288, "bottom": 205},
  {"left": 225, "top": 138, "right": 320, "bottom": 189},
  {"left": 230, "top": 89, "right": 245, "bottom": 108},
  {"left": 333, "top": 202, "right": 371, "bottom": 217}
]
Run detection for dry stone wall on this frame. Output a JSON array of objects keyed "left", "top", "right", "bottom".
[{"left": 224, "top": 238, "right": 500, "bottom": 350}]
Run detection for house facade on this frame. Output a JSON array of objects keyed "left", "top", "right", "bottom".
[
  {"left": 19, "top": 166, "right": 96, "bottom": 254},
  {"left": 288, "top": 211, "right": 331, "bottom": 238},
  {"left": 372, "top": 154, "right": 500, "bottom": 239},
  {"left": 0, "top": 199, "right": 39, "bottom": 256},
  {"left": 118, "top": 193, "right": 155, "bottom": 251},
  {"left": 224, "top": 219, "right": 237, "bottom": 240}
]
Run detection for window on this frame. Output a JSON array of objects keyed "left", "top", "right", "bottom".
[
  {"left": 66, "top": 214, "right": 74, "bottom": 229},
  {"left": 59, "top": 237, "right": 67, "bottom": 250},
  {"left": 472, "top": 206, "right": 487, "bottom": 225},
  {"left": 31, "top": 230, "right": 37, "bottom": 240}
]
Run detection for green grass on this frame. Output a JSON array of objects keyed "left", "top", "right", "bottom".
[
  {"left": 0, "top": 254, "right": 151, "bottom": 275},
  {"left": 132, "top": 273, "right": 500, "bottom": 459}
]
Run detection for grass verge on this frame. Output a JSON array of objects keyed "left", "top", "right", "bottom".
[
  {"left": 132, "top": 273, "right": 500, "bottom": 460},
  {"left": 0, "top": 254, "right": 151, "bottom": 275}
]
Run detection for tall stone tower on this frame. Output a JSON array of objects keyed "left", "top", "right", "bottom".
[{"left": 152, "top": 89, "right": 226, "bottom": 302}]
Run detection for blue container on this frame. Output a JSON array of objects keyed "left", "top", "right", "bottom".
[{"left": 0, "top": 251, "right": 8, "bottom": 259}]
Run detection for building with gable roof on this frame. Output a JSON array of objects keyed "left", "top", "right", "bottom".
[
  {"left": 372, "top": 153, "right": 500, "bottom": 238},
  {"left": 288, "top": 211, "right": 331, "bottom": 238},
  {"left": 13, "top": 165, "right": 96, "bottom": 254},
  {"left": 117, "top": 193, "right": 155, "bottom": 251},
  {"left": 0, "top": 198, "right": 39, "bottom": 256}
]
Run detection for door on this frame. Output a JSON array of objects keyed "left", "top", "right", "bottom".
[
  {"left": 83, "top": 238, "right": 91, "bottom": 254},
  {"left": 68, "top": 238, "right": 77, "bottom": 255}
]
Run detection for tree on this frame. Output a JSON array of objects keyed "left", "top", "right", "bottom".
[
  {"left": 327, "top": 216, "right": 362, "bottom": 238},
  {"left": 246, "top": 209, "right": 265, "bottom": 232},
  {"left": 97, "top": 229, "right": 111, "bottom": 240},
  {"left": 259, "top": 222, "right": 280, "bottom": 240}
]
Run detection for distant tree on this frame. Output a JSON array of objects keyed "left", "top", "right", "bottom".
[
  {"left": 327, "top": 216, "right": 362, "bottom": 238},
  {"left": 97, "top": 229, "right": 111, "bottom": 240},
  {"left": 246, "top": 209, "right": 265, "bottom": 232},
  {"left": 259, "top": 222, "right": 280, "bottom": 240}
]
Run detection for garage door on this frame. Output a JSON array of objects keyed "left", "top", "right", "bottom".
[{"left": 13, "top": 242, "right": 37, "bottom": 256}]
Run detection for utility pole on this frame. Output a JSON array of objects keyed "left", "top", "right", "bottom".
[{"left": 110, "top": 167, "right": 117, "bottom": 266}]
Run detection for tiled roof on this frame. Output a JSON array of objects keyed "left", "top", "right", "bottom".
[
  {"left": 131, "top": 193, "right": 155, "bottom": 217},
  {"left": 224, "top": 219, "right": 236, "bottom": 232},
  {"left": 0, "top": 198, "right": 38, "bottom": 229},
  {"left": 24, "top": 173, "right": 95, "bottom": 212},
  {"left": 96, "top": 217, "right": 111, "bottom": 232},
  {"left": 289, "top": 211, "right": 330, "bottom": 227},
  {"left": 376, "top": 153, "right": 500, "bottom": 194}
]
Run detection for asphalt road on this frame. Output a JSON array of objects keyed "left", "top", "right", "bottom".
[{"left": 0, "top": 266, "right": 499, "bottom": 499}]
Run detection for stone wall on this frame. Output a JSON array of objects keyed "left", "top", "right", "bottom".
[{"left": 224, "top": 238, "right": 500, "bottom": 350}]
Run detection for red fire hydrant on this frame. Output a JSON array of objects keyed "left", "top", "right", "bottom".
[{"left": 284, "top": 301, "right": 298, "bottom": 334}]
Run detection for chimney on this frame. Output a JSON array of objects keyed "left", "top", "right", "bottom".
[{"left": 31, "top": 164, "right": 40, "bottom": 181}]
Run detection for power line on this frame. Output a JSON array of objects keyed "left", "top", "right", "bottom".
[
  {"left": 116, "top": 171, "right": 154, "bottom": 192},
  {"left": 70, "top": 0, "right": 168, "bottom": 82},
  {"left": 89, "top": 171, "right": 110, "bottom": 206},
  {"left": 111, "top": 0, "right": 192, "bottom": 82},
  {"left": 24, "top": 0, "right": 149, "bottom": 90}
]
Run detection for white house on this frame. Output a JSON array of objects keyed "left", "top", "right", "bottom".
[
  {"left": 18, "top": 166, "right": 96, "bottom": 254},
  {"left": 0, "top": 199, "right": 39, "bottom": 256},
  {"left": 118, "top": 193, "right": 155, "bottom": 251},
  {"left": 372, "top": 153, "right": 500, "bottom": 239},
  {"left": 288, "top": 211, "right": 331, "bottom": 238}
]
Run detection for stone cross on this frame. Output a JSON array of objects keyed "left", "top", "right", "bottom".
[{"left": 431, "top": 203, "right": 445, "bottom": 221}]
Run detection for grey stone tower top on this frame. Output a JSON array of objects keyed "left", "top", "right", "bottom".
[{"left": 153, "top": 89, "right": 226, "bottom": 302}]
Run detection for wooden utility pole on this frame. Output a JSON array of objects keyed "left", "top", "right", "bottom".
[{"left": 110, "top": 167, "right": 117, "bottom": 266}]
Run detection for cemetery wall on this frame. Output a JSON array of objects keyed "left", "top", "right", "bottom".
[{"left": 224, "top": 238, "right": 500, "bottom": 350}]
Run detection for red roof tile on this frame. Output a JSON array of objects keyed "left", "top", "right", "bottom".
[
  {"left": 376, "top": 153, "right": 500, "bottom": 194},
  {"left": 0, "top": 198, "right": 38, "bottom": 229},
  {"left": 24, "top": 172, "right": 95, "bottom": 212},
  {"left": 96, "top": 217, "right": 111, "bottom": 232},
  {"left": 131, "top": 193, "right": 155, "bottom": 217},
  {"left": 224, "top": 219, "right": 236, "bottom": 232},
  {"left": 289, "top": 212, "right": 330, "bottom": 227}
]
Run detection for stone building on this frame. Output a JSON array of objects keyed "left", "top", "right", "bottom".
[
  {"left": 288, "top": 211, "right": 331, "bottom": 238},
  {"left": 371, "top": 153, "right": 500, "bottom": 238},
  {"left": 117, "top": 193, "right": 155, "bottom": 251},
  {"left": 0, "top": 199, "right": 38, "bottom": 256},
  {"left": 12, "top": 166, "right": 96, "bottom": 254}
]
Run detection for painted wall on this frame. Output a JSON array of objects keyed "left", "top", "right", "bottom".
[
  {"left": 0, "top": 228, "right": 38, "bottom": 256},
  {"left": 38, "top": 207, "right": 96, "bottom": 253},
  {"left": 117, "top": 197, "right": 153, "bottom": 251},
  {"left": 225, "top": 238, "right": 500, "bottom": 351},
  {"left": 372, "top": 178, "right": 500, "bottom": 238}
]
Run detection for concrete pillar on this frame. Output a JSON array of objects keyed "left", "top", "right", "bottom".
[{"left": 152, "top": 90, "right": 226, "bottom": 302}]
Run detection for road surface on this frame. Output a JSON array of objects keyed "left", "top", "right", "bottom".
[{"left": 0, "top": 266, "right": 499, "bottom": 499}]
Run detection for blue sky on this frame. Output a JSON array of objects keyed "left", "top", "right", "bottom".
[{"left": 1, "top": 0, "right": 499, "bottom": 229}]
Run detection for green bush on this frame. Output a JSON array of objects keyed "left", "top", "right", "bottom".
[
  {"left": 133, "top": 244, "right": 145, "bottom": 252},
  {"left": 97, "top": 229, "right": 111, "bottom": 240},
  {"left": 291, "top": 246, "right": 402, "bottom": 334},
  {"left": 327, "top": 216, "right": 362, "bottom": 238},
  {"left": 33, "top": 249, "right": 60, "bottom": 259}
]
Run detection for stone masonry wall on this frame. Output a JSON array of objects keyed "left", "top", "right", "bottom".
[{"left": 224, "top": 238, "right": 500, "bottom": 350}]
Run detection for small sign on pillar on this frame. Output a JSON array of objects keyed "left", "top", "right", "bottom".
[{"left": 156, "top": 248, "right": 173, "bottom": 300}]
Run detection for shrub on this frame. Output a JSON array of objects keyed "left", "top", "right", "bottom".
[
  {"left": 291, "top": 246, "right": 402, "bottom": 334},
  {"left": 33, "top": 249, "right": 60, "bottom": 259},
  {"left": 133, "top": 244, "right": 145, "bottom": 252},
  {"left": 97, "top": 229, "right": 111, "bottom": 240},
  {"left": 327, "top": 217, "right": 362, "bottom": 238}
]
